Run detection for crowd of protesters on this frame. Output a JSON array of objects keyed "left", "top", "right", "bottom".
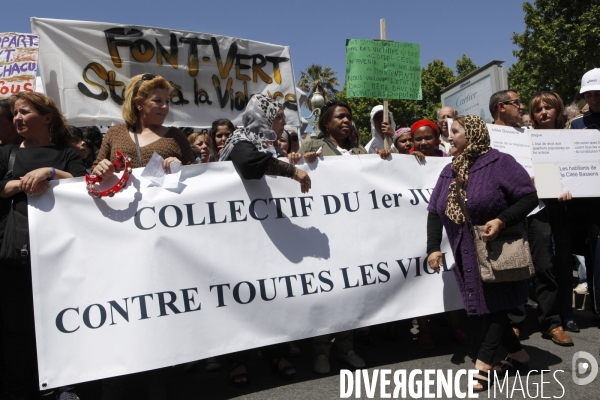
[{"left": 0, "top": 67, "right": 599, "bottom": 398}]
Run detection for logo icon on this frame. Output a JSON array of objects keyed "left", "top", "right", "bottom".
[{"left": 572, "top": 351, "right": 598, "bottom": 385}]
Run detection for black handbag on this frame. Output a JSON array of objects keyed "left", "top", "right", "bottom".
[{"left": 0, "top": 148, "right": 31, "bottom": 265}]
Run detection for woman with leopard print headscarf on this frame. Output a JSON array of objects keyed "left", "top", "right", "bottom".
[
  {"left": 425, "top": 115, "right": 539, "bottom": 392},
  {"left": 219, "top": 94, "right": 311, "bottom": 193}
]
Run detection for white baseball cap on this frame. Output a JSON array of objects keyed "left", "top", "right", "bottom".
[{"left": 580, "top": 68, "right": 600, "bottom": 93}]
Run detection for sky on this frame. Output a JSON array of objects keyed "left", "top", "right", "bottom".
[{"left": 4, "top": 0, "right": 528, "bottom": 93}]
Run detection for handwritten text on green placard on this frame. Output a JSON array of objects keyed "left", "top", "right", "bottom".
[{"left": 346, "top": 39, "right": 422, "bottom": 100}]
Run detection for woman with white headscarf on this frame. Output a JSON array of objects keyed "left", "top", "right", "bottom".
[
  {"left": 365, "top": 105, "right": 397, "bottom": 154},
  {"left": 220, "top": 94, "right": 311, "bottom": 193}
]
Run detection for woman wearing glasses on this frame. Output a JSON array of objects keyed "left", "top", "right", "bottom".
[{"left": 92, "top": 74, "right": 194, "bottom": 177}]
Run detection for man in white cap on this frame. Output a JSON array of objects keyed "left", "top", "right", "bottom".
[
  {"left": 561, "top": 68, "right": 600, "bottom": 318},
  {"left": 570, "top": 68, "right": 600, "bottom": 129}
]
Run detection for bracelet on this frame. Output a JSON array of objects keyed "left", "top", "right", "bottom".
[
  {"left": 292, "top": 167, "right": 299, "bottom": 180},
  {"left": 48, "top": 167, "right": 56, "bottom": 181}
]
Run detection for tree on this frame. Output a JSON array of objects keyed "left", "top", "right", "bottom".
[
  {"left": 297, "top": 64, "right": 340, "bottom": 110},
  {"left": 509, "top": 0, "right": 600, "bottom": 106},
  {"left": 419, "top": 59, "right": 457, "bottom": 121},
  {"left": 456, "top": 54, "right": 478, "bottom": 80}
]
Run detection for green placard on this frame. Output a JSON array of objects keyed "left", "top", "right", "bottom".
[{"left": 346, "top": 39, "right": 422, "bottom": 100}]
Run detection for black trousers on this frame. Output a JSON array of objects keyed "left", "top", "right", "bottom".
[
  {"left": 478, "top": 310, "right": 523, "bottom": 365},
  {"left": 508, "top": 209, "right": 561, "bottom": 331},
  {"left": 547, "top": 198, "right": 600, "bottom": 316},
  {"left": 0, "top": 261, "right": 40, "bottom": 399}
]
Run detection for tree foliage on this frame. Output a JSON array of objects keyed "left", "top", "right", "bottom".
[
  {"left": 509, "top": 0, "right": 600, "bottom": 106},
  {"left": 336, "top": 56, "right": 477, "bottom": 146},
  {"left": 297, "top": 64, "right": 340, "bottom": 110},
  {"left": 456, "top": 54, "right": 478, "bottom": 80}
]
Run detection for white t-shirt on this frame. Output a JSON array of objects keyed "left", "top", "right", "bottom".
[{"left": 337, "top": 147, "right": 353, "bottom": 156}]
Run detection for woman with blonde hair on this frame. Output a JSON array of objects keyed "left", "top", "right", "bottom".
[
  {"left": 93, "top": 74, "right": 193, "bottom": 399},
  {"left": 187, "top": 131, "right": 211, "bottom": 163},
  {"left": 92, "top": 73, "right": 194, "bottom": 177}
]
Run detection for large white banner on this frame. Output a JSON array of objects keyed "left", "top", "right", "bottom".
[
  {"left": 30, "top": 18, "right": 301, "bottom": 128},
  {"left": 28, "top": 155, "right": 461, "bottom": 389}
]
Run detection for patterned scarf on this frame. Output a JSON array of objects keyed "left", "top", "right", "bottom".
[
  {"left": 445, "top": 115, "right": 491, "bottom": 224},
  {"left": 219, "top": 94, "right": 282, "bottom": 161}
]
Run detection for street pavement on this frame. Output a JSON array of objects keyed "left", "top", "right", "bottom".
[{"left": 76, "top": 303, "right": 599, "bottom": 399}]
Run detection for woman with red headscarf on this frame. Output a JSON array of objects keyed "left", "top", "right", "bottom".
[{"left": 410, "top": 119, "right": 448, "bottom": 161}]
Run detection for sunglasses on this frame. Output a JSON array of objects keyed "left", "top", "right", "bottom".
[
  {"left": 141, "top": 73, "right": 156, "bottom": 81},
  {"left": 321, "top": 100, "right": 339, "bottom": 114},
  {"left": 500, "top": 99, "right": 522, "bottom": 107}
]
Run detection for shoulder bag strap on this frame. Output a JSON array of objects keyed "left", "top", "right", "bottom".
[
  {"left": 4, "top": 146, "right": 17, "bottom": 180},
  {"left": 322, "top": 138, "right": 343, "bottom": 156},
  {"left": 455, "top": 179, "right": 482, "bottom": 240},
  {"left": 131, "top": 126, "right": 143, "bottom": 167}
]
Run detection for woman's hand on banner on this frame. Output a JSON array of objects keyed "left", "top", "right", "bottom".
[
  {"left": 412, "top": 151, "right": 426, "bottom": 163},
  {"left": 287, "top": 152, "right": 302, "bottom": 165},
  {"left": 30, "top": 180, "right": 50, "bottom": 196},
  {"left": 20, "top": 168, "right": 53, "bottom": 195},
  {"left": 292, "top": 168, "right": 311, "bottom": 193},
  {"left": 375, "top": 148, "right": 391, "bottom": 160},
  {"left": 303, "top": 152, "right": 318, "bottom": 163}
]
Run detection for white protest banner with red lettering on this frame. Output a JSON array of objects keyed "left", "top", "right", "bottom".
[
  {"left": 31, "top": 18, "right": 300, "bottom": 128},
  {"left": 28, "top": 155, "right": 461, "bottom": 389},
  {"left": 0, "top": 33, "right": 39, "bottom": 98}
]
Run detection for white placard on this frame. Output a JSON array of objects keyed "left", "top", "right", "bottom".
[
  {"left": 31, "top": 18, "right": 301, "bottom": 128},
  {"left": 28, "top": 155, "right": 461, "bottom": 389},
  {"left": 530, "top": 129, "right": 600, "bottom": 197},
  {"left": 559, "top": 163, "right": 600, "bottom": 196},
  {"left": 487, "top": 124, "right": 534, "bottom": 176},
  {"left": 530, "top": 130, "right": 572, "bottom": 163}
]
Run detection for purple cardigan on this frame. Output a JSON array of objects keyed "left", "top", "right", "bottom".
[{"left": 428, "top": 149, "right": 536, "bottom": 316}]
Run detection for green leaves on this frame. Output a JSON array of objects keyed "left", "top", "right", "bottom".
[{"left": 509, "top": 0, "right": 600, "bottom": 108}]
